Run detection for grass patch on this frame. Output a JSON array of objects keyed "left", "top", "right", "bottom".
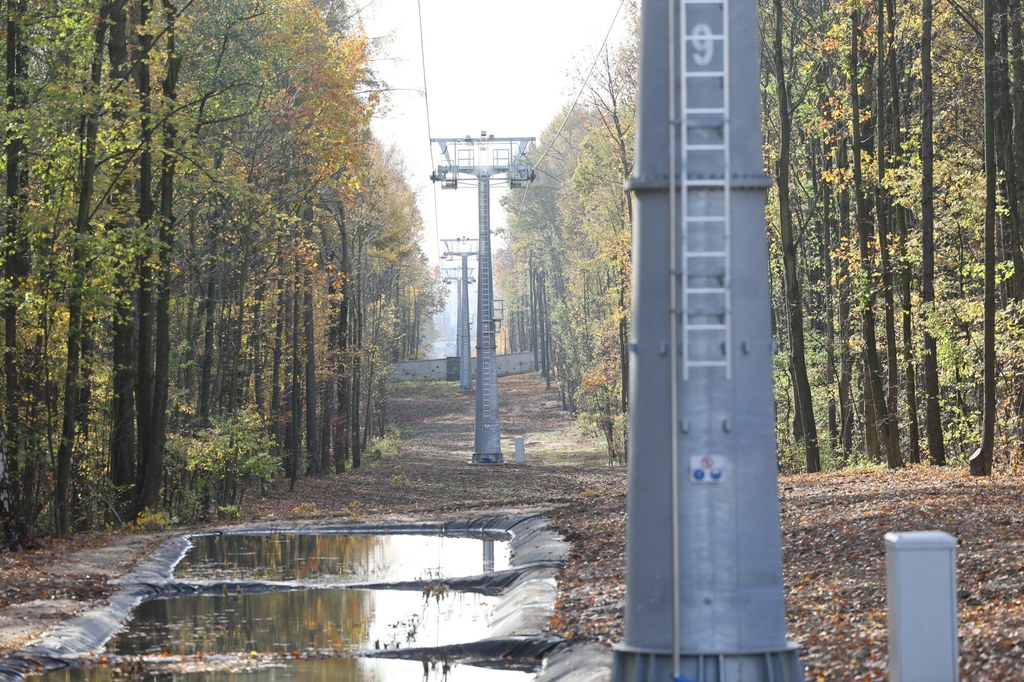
[{"left": 389, "top": 380, "right": 458, "bottom": 400}]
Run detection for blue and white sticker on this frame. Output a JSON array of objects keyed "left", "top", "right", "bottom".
[{"left": 690, "top": 455, "right": 725, "bottom": 484}]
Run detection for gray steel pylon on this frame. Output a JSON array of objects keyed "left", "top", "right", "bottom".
[
  {"left": 431, "top": 134, "right": 535, "bottom": 463},
  {"left": 458, "top": 257, "right": 472, "bottom": 391},
  {"left": 442, "top": 239, "right": 478, "bottom": 392},
  {"left": 611, "top": 0, "right": 803, "bottom": 680},
  {"left": 474, "top": 176, "right": 500, "bottom": 461}
]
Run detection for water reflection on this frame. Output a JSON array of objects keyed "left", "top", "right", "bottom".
[
  {"left": 109, "top": 588, "right": 498, "bottom": 656},
  {"left": 483, "top": 540, "right": 495, "bottom": 573},
  {"left": 33, "top": 657, "right": 532, "bottom": 681},
  {"left": 175, "top": 534, "right": 511, "bottom": 584},
  {"left": 25, "top": 533, "right": 534, "bottom": 682}
]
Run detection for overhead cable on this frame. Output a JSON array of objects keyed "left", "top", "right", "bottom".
[
  {"left": 416, "top": 0, "right": 442, "bottom": 263},
  {"left": 501, "top": 0, "right": 628, "bottom": 262}
]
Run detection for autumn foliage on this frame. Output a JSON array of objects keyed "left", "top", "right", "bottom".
[{"left": 0, "top": 0, "right": 442, "bottom": 538}]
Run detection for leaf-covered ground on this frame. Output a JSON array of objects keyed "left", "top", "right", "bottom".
[
  {"left": 2, "top": 374, "right": 1024, "bottom": 680},
  {"left": 781, "top": 467, "right": 1024, "bottom": 680}
]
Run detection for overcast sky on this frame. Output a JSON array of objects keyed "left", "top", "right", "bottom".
[{"left": 360, "top": 0, "right": 629, "bottom": 265}]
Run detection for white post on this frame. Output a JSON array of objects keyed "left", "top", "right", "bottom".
[
  {"left": 885, "top": 530, "right": 959, "bottom": 682},
  {"left": 514, "top": 436, "right": 525, "bottom": 464}
]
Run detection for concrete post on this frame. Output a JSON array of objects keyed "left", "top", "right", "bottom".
[{"left": 886, "top": 531, "right": 959, "bottom": 682}]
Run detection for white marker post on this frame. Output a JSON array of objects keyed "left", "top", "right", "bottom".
[{"left": 885, "top": 531, "right": 959, "bottom": 682}]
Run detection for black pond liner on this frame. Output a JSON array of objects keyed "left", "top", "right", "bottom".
[{"left": 0, "top": 515, "right": 575, "bottom": 682}]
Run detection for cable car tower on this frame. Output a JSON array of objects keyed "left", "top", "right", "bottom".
[
  {"left": 431, "top": 133, "right": 535, "bottom": 463},
  {"left": 611, "top": 0, "right": 802, "bottom": 680},
  {"left": 441, "top": 264, "right": 475, "bottom": 390},
  {"left": 442, "top": 237, "right": 478, "bottom": 392}
]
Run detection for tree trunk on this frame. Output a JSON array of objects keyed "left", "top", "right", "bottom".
[
  {"left": 322, "top": 275, "right": 337, "bottom": 476},
  {"left": 138, "top": 0, "right": 179, "bottom": 513},
  {"left": 349, "top": 244, "right": 364, "bottom": 470},
  {"left": 198, "top": 261, "right": 216, "bottom": 426},
  {"left": 226, "top": 258, "right": 245, "bottom": 414},
  {"left": 974, "top": 0, "right": 998, "bottom": 476},
  {"left": 303, "top": 217, "right": 318, "bottom": 475},
  {"left": 887, "top": 0, "right": 921, "bottom": 464},
  {"left": 821, "top": 144, "right": 839, "bottom": 455},
  {"left": 320, "top": 386, "right": 333, "bottom": 474},
  {"left": 58, "top": 5, "right": 111, "bottom": 535},
  {"left": 862, "top": 357, "right": 881, "bottom": 462},
  {"left": 539, "top": 273, "right": 551, "bottom": 388},
  {"left": 133, "top": 0, "right": 157, "bottom": 516},
  {"left": 529, "top": 255, "right": 539, "bottom": 369},
  {"left": 335, "top": 206, "right": 350, "bottom": 472},
  {"left": 289, "top": 277, "right": 301, "bottom": 489},
  {"left": 107, "top": 0, "right": 135, "bottom": 514},
  {"left": 0, "top": 414, "right": 27, "bottom": 549},
  {"left": 994, "top": 0, "right": 1024, "bottom": 301},
  {"left": 4, "top": 0, "right": 28, "bottom": 519},
  {"left": 270, "top": 264, "right": 284, "bottom": 461},
  {"left": 921, "top": 0, "right": 946, "bottom": 465},
  {"left": 1012, "top": 0, "right": 1024, "bottom": 238},
  {"left": 875, "top": 0, "right": 902, "bottom": 461},
  {"left": 851, "top": 6, "right": 902, "bottom": 469},
  {"left": 251, "top": 282, "right": 265, "bottom": 415},
  {"left": 837, "top": 143, "right": 855, "bottom": 459},
  {"left": 774, "top": 0, "right": 820, "bottom": 472}
]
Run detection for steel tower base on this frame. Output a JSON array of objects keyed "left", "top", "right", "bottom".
[
  {"left": 612, "top": 644, "right": 803, "bottom": 682},
  {"left": 471, "top": 453, "right": 503, "bottom": 464}
]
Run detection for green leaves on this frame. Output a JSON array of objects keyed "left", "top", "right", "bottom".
[{"left": 186, "top": 409, "right": 278, "bottom": 484}]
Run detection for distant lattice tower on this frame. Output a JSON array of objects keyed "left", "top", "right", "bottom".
[{"left": 611, "top": 0, "right": 803, "bottom": 680}]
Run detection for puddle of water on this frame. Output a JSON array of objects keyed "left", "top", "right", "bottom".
[
  {"left": 31, "top": 657, "right": 533, "bottom": 681},
  {"left": 175, "top": 534, "right": 511, "bottom": 584},
  {"left": 109, "top": 588, "right": 497, "bottom": 655},
  {"left": 23, "top": 533, "right": 538, "bottom": 682}
]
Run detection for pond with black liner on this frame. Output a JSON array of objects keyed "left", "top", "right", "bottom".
[{"left": 3, "top": 518, "right": 566, "bottom": 682}]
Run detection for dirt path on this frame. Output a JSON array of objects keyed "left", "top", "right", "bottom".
[
  {"left": 0, "top": 534, "right": 164, "bottom": 657},
  {"left": 3, "top": 374, "right": 1024, "bottom": 680},
  {"left": 0, "top": 374, "right": 625, "bottom": 662},
  {"left": 243, "top": 374, "right": 629, "bottom": 651}
]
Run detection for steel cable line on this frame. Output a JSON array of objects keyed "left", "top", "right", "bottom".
[
  {"left": 416, "top": 0, "right": 443, "bottom": 263},
  {"left": 499, "top": 0, "right": 628, "bottom": 264}
]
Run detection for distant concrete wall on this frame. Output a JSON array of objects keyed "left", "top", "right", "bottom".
[
  {"left": 390, "top": 358, "right": 449, "bottom": 381},
  {"left": 390, "top": 352, "right": 537, "bottom": 382},
  {"left": 490, "top": 352, "right": 536, "bottom": 378}
]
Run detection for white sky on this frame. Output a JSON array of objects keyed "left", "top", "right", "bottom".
[{"left": 360, "top": 0, "right": 629, "bottom": 265}]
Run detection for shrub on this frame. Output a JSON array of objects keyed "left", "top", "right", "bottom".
[
  {"left": 178, "top": 409, "right": 278, "bottom": 520},
  {"left": 134, "top": 509, "right": 172, "bottom": 531},
  {"left": 366, "top": 426, "right": 401, "bottom": 463}
]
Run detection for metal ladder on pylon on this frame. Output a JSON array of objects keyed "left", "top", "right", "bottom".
[
  {"left": 680, "top": 0, "right": 731, "bottom": 381},
  {"left": 477, "top": 177, "right": 497, "bottom": 442},
  {"left": 480, "top": 265, "right": 495, "bottom": 428}
]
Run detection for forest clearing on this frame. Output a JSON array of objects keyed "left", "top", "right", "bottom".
[
  {"left": 2, "top": 0, "right": 1024, "bottom": 678},
  {"left": 1, "top": 375, "right": 1022, "bottom": 680}
]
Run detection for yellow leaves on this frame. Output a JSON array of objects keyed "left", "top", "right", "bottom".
[
  {"left": 820, "top": 166, "right": 851, "bottom": 189},
  {"left": 255, "top": 0, "right": 374, "bottom": 189}
]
